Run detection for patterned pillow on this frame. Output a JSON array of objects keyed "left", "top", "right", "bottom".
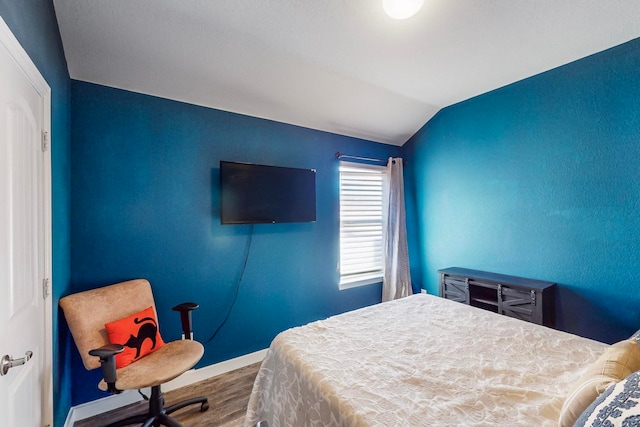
[
  {"left": 558, "top": 339, "right": 640, "bottom": 427},
  {"left": 574, "top": 370, "right": 640, "bottom": 426},
  {"left": 105, "top": 306, "right": 165, "bottom": 368}
]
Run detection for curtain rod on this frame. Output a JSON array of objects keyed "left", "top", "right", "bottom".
[
  {"left": 335, "top": 152, "right": 406, "bottom": 165},
  {"left": 335, "top": 152, "right": 387, "bottom": 164}
]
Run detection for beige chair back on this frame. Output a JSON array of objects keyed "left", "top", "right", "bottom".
[{"left": 60, "top": 279, "right": 157, "bottom": 370}]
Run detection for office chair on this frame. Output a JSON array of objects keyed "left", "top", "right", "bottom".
[{"left": 60, "top": 279, "right": 209, "bottom": 427}]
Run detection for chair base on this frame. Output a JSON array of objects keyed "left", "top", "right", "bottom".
[{"left": 105, "top": 385, "right": 209, "bottom": 427}]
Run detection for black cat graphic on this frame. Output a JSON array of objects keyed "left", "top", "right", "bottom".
[{"left": 123, "top": 316, "right": 158, "bottom": 359}]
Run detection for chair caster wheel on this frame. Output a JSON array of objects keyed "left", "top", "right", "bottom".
[{"left": 201, "top": 402, "right": 209, "bottom": 412}]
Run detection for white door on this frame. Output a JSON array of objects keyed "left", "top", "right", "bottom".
[{"left": 0, "top": 17, "right": 53, "bottom": 427}]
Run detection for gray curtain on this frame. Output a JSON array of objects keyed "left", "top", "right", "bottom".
[{"left": 382, "top": 157, "right": 412, "bottom": 302}]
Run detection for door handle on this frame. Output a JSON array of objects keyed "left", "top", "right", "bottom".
[{"left": 0, "top": 351, "right": 33, "bottom": 376}]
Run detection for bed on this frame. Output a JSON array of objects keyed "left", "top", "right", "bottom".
[{"left": 243, "top": 293, "right": 639, "bottom": 427}]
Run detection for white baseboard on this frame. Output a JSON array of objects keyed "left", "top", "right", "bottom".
[
  {"left": 163, "top": 348, "right": 267, "bottom": 392},
  {"left": 63, "top": 349, "right": 267, "bottom": 427}
]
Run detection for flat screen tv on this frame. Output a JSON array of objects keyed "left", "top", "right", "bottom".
[{"left": 220, "top": 161, "right": 317, "bottom": 224}]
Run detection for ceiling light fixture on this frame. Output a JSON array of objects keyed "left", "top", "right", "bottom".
[{"left": 383, "top": 0, "right": 424, "bottom": 19}]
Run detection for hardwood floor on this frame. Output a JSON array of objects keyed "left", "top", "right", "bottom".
[{"left": 74, "top": 362, "right": 262, "bottom": 427}]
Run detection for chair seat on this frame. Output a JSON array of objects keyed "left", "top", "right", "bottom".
[{"left": 98, "top": 339, "right": 204, "bottom": 391}]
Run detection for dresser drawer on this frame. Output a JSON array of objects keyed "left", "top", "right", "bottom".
[
  {"left": 499, "top": 285, "right": 535, "bottom": 323},
  {"left": 441, "top": 277, "right": 468, "bottom": 303}
]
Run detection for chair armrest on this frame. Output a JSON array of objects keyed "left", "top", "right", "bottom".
[
  {"left": 172, "top": 302, "right": 199, "bottom": 340},
  {"left": 88, "top": 344, "right": 124, "bottom": 394}
]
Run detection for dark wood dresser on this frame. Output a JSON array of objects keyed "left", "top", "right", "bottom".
[{"left": 438, "top": 267, "right": 556, "bottom": 327}]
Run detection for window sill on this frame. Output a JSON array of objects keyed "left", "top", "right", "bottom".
[{"left": 339, "top": 276, "right": 383, "bottom": 291}]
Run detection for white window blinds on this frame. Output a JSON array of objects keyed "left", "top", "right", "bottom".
[{"left": 339, "top": 161, "right": 387, "bottom": 289}]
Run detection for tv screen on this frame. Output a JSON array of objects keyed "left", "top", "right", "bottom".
[{"left": 220, "top": 161, "right": 317, "bottom": 224}]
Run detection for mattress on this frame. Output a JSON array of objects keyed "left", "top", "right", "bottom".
[{"left": 244, "top": 293, "right": 608, "bottom": 426}]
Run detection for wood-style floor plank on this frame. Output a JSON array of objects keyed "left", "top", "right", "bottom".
[{"left": 74, "top": 362, "right": 261, "bottom": 427}]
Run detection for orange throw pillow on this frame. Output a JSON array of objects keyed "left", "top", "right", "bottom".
[{"left": 105, "top": 306, "right": 165, "bottom": 368}]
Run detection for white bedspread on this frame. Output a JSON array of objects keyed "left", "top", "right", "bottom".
[{"left": 244, "top": 293, "right": 607, "bottom": 426}]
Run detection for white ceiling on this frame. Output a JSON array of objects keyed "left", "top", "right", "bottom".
[{"left": 53, "top": 1, "right": 640, "bottom": 146}]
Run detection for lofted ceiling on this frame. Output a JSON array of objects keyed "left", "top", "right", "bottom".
[{"left": 53, "top": 1, "right": 640, "bottom": 146}]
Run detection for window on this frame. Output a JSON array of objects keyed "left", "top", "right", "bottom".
[{"left": 338, "top": 161, "right": 387, "bottom": 289}]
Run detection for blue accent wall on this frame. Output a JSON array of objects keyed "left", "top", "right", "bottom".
[
  {"left": 404, "top": 37, "right": 640, "bottom": 344},
  {"left": 0, "top": 1, "right": 72, "bottom": 425},
  {"left": 69, "top": 81, "right": 402, "bottom": 405}
]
